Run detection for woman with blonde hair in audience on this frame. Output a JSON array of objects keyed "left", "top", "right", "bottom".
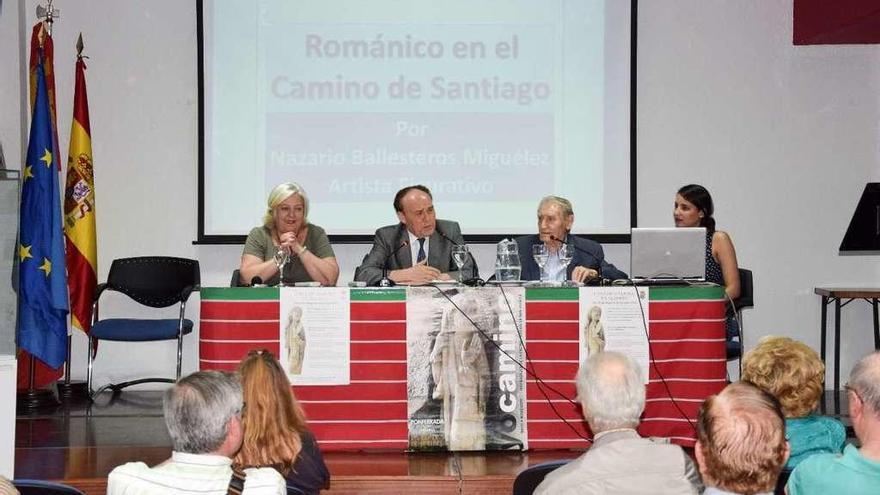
[
  {"left": 234, "top": 349, "right": 330, "bottom": 494},
  {"left": 741, "top": 335, "right": 845, "bottom": 468}
]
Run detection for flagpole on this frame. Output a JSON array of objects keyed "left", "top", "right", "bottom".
[
  {"left": 57, "top": 33, "right": 90, "bottom": 402},
  {"left": 17, "top": 25, "right": 59, "bottom": 411},
  {"left": 16, "top": 5, "right": 66, "bottom": 411},
  {"left": 18, "top": 356, "right": 58, "bottom": 411}
]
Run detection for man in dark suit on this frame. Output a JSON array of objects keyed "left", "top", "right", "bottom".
[
  {"left": 355, "top": 185, "right": 476, "bottom": 286},
  {"left": 517, "top": 196, "right": 627, "bottom": 283}
]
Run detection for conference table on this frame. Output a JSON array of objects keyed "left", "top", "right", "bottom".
[{"left": 199, "top": 284, "right": 727, "bottom": 450}]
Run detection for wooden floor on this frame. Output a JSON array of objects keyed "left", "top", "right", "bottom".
[{"left": 14, "top": 390, "right": 584, "bottom": 494}]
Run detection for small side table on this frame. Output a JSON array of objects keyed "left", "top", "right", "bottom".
[{"left": 814, "top": 287, "right": 880, "bottom": 412}]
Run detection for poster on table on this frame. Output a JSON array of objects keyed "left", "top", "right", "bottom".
[
  {"left": 279, "top": 287, "right": 351, "bottom": 385},
  {"left": 406, "top": 286, "right": 528, "bottom": 451},
  {"left": 578, "top": 286, "right": 650, "bottom": 383}
]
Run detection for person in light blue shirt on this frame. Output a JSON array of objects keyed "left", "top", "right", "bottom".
[
  {"left": 787, "top": 351, "right": 880, "bottom": 495},
  {"left": 741, "top": 336, "right": 845, "bottom": 469}
]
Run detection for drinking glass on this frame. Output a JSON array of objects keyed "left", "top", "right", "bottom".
[
  {"left": 532, "top": 244, "right": 549, "bottom": 282},
  {"left": 558, "top": 244, "right": 573, "bottom": 281},
  {"left": 451, "top": 245, "right": 469, "bottom": 284}
]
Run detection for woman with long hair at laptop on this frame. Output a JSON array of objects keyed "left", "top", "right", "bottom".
[
  {"left": 233, "top": 349, "right": 330, "bottom": 495},
  {"left": 675, "top": 184, "right": 742, "bottom": 356},
  {"left": 674, "top": 184, "right": 740, "bottom": 299}
]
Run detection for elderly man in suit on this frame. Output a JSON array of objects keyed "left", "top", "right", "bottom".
[
  {"left": 355, "top": 185, "right": 475, "bottom": 286},
  {"left": 516, "top": 196, "right": 627, "bottom": 283}
]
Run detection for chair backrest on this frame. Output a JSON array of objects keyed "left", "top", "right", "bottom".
[
  {"left": 13, "top": 479, "right": 86, "bottom": 495},
  {"left": 774, "top": 467, "right": 793, "bottom": 495},
  {"left": 734, "top": 268, "right": 754, "bottom": 311},
  {"left": 512, "top": 460, "right": 570, "bottom": 495},
  {"left": 106, "top": 257, "right": 200, "bottom": 307}
]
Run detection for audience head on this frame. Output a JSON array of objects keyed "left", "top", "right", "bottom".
[
  {"left": 848, "top": 351, "right": 880, "bottom": 438},
  {"left": 393, "top": 185, "right": 436, "bottom": 238},
  {"left": 234, "top": 349, "right": 308, "bottom": 474},
  {"left": 675, "top": 184, "right": 715, "bottom": 233},
  {"left": 163, "top": 370, "right": 243, "bottom": 456},
  {"left": 575, "top": 351, "right": 645, "bottom": 433},
  {"left": 263, "top": 182, "right": 309, "bottom": 230},
  {"left": 742, "top": 336, "right": 824, "bottom": 418},
  {"left": 696, "top": 381, "right": 788, "bottom": 494},
  {"left": 537, "top": 195, "right": 575, "bottom": 244}
]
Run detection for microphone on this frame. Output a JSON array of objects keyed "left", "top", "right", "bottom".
[
  {"left": 250, "top": 276, "right": 263, "bottom": 286},
  {"left": 550, "top": 235, "right": 607, "bottom": 285},
  {"left": 378, "top": 239, "right": 410, "bottom": 287},
  {"left": 435, "top": 226, "right": 484, "bottom": 286}
]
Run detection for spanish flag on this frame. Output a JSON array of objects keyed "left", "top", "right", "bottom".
[{"left": 64, "top": 36, "right": 97, "bottom": 334}]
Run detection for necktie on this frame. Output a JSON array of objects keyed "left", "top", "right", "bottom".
[{"left": 416, "top": 238, "right": 426, "bottom": 263}]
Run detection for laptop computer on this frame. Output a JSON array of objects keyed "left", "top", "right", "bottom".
[{"left": 630, "top": 227, "right": 706, "bottom": 283}]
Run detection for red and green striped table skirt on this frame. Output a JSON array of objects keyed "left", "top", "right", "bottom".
[{"left": 200, "top": 285, "right": 726, "bottom": 450}]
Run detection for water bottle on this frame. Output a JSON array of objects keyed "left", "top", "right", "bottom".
[{"left": 495, "top": 239, "right": 522, "bottom": 281}]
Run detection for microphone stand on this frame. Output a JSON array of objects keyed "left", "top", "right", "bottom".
[{"left": 379, "top": 239, "right": 410, "bottom": 287}]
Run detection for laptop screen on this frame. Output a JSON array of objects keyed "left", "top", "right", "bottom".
[{"left": 630, "top": 227, "right": 706, "bottom": 281}]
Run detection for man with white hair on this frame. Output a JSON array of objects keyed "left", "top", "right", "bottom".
[
  {"left": 516, "top": 196, "right": 627, "bottom": 283},
  {"left": 534, "top": 351, "right": 701, "bottom": 494},
  {"left": 107, "top": 371, "right": 286, "bottom": 494},
  {"left": 787, "top": 351, "right": 880, "bottom": 494}
]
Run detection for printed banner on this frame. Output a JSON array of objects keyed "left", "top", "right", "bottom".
[
  {"left": 406, "top": 286, "right": 527, "bottom": 451},
  {"left": 578, "top": 286, "right": 650, "bottom": 383},
  {"left": 279, "top": 287, "right": 350, "bottom": 385}
]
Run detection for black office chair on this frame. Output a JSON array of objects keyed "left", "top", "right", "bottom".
[
  {"left": 87, "top": 257, "right": 200, "bottom": 397},
  {"left": 512, "top": 460, "right": 570, "bottom": 495},
  {"left": 727, "top": 268, "right": 754, "bottom": 367},
  {"left": 13, "top": 479, "right": 85, "bottom": 495},
  {"left": 774, "top": 467, "right": 793, "bottom": 495},
  {"left": 231, "top": 268, "right": 244, "bottom": 287}
]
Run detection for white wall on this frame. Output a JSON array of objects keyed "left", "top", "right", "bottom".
[
  {"left": 1, "top": 0, "right": 878, "bottom": 389},
  {"left": 638, "top": 1, "right": 880, "bottom": 381}
]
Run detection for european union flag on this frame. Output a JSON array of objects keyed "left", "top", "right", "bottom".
[{"left": 18, "top": 57, "right": 69, "bottom": 369}]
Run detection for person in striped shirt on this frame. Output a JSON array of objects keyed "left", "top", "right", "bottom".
[{"left": 107, "top": 371, "right": 286, "bottom": 495}]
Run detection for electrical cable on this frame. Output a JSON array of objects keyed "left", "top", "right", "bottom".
[{"left": 428, "top": 284, "right": 593, "bottom": 444}]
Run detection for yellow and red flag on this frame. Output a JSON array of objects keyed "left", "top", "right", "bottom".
[{"left": 64, "top": 37, "right": 98, "bottom": 335}]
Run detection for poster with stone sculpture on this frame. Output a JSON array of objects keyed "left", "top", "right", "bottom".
[
  {"left": 279, "top": 287, "right": 350, "bottom": 385},
  {"left": 406, "top": 286, "right": 527, "bottom": 451},
  {"left": 578, "top": 286, "right": 650, "bottom": 383}
]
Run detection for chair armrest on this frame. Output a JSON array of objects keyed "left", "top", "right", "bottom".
[
  {"left": 180, "top": 285, "right": 198, "bottom": 302},
  {"left": 733, "top": 296, "right": 753, "bottom": 311},
  {"left": 94, "top": 283, "right": 110, "bottom": 302}
]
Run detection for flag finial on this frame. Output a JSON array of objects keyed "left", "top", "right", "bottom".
[{"left": 35, "top": 1, "right": 61, "bottom": 36}]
